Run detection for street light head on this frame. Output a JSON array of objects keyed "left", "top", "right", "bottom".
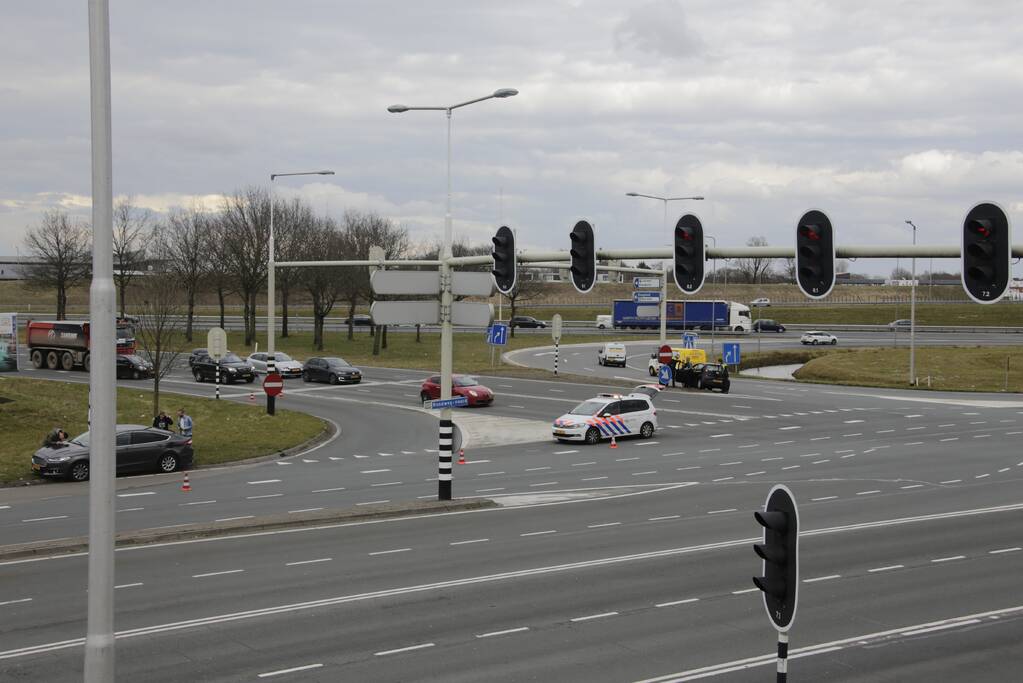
[
  {"left": 493, "top": 88, "right": 519, "bottom": 98},
  {"left": 625, "top": 192, "right": 639, "bottom": 197},
  {"left": 318, "top": 170, "right": 335, "bottom": 175},
  {"left": 387, "top": 104, "right": 409, "bottom": 113},
  {"left": 693, "top": 196, "right": 706, "bottom": 201}
]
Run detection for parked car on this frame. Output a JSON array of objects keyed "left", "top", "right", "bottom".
[
  {"left": 420, "top": 374, "right": 494, "bottom": 407},
  {"left": 31, "top": 425, "right": 193, "bottom": 482},
  {"left": 188, "top": 348, "right": 208, "bottom": 369},
  {"left": 302, "top": 356, "right": 362, "bottom": 384},
  {"left": 116, "top": 354, "right": 154, "bottom": 379},
  {"left": 510, "top": 316, "right": 546, "bottom": 329},
  {"left": 752, "top": 319, "right": 786, "bottom": 333},
  {"left": 888, "top": 319, "right": 912, "bottom": 330},
  {"left": 597, "top": 342, "right": 627, "bottom": 367},
  {"left": 552, "top": 393, "right": 657, "bottom": 444},
  {"left": 191, "top": 351, "right": 256, "bottom": 383},
  {"left": 247, "top": 352, "right": 303, "bottom": 378},
  {"left": 750, "top": 298, "right": 771, "bottom": 307},
  {"left": 681, "top": 363, "right": 731, "bottom": 393},
  {"left": 800, "top": 331, "right": 838, "bottom": 345}
]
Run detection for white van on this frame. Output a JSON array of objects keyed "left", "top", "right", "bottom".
[
  {"left": 597, "top": 342, "right": 628, "bottom": 367},
  {"left": 596, "top": 315, "right": 613, "bottom": 329}
]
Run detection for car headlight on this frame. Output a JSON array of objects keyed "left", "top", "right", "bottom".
[
  {"left": 48, "top": 456, "right": 72, "bottom": 463},
  {"left": 469, "top": 390, "right": 478, "bottom": 397},
  {"left": 228, "top": 368, "right": 237, "bottom": 373}
]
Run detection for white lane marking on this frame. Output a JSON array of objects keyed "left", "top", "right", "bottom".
[
  {"left": 811, "top": 496, "right": 837, "bottom": 501},
  {"left": 258, "top": 663, "right": 324, "bottom": 678},
  {"left": 809, "top": 436, "right": 831, "bottom": 441},
  {"left": 475, "top": 487, "right": 505, "bottom": 493},
  {"left": 906, "top": 442, "right": 924, "bottom": 446},
  {"left": 215, "top": 515, "right": 254, "bottom": 522},
  {"left": 588, "top": 522, "right": 621, "bottom": 528},
  {"left": 246, "top": 494, "right": 283, "bottom": 500},
  {"left": 732, "top": 588, "right": 759, "bottom": 595},
  {"left": 632, "top": 471, "right": 658, "bottom": 476},
  {"left": 554, "top": 450, "right": 579, "bottom": 455},
  {"left": 931, "top": 555, "right": 966, "bottom": 563},
  {"left": 649, "top": 515, "right": 680, "bottom": 521},
  {"left": 525, "top": 466, "right": 551, "bottom": 472},
  {"left": 477, "top": 472, "right": 505, "bottom": 476},
  {"left": 856, "top": 490, "right": 881, "bottom": 496},
  {"left": 193, "top": 569, "right": 244, "bottom": 578},
  {"left": 998, "top": 468, "right": 1011, "bottom": 473},
  {"left": 761, "top": 457, "right": 783, "bottom": 462},
  {"left": 571, "top": 461, "right": 597, "bottom": 467},
  {"left": 661, "top": 451, "right": 686, "bottom": 456},
  {"left": 450, "top": 538, "right": 489, "bottom": 546},
  {"left": 713, "top": 476, "right": 734, "bottom": 482},
  {"left": 737, "top": 444, "right": 761, "bottom": 449},
  {"left": 375, "top": 643, "right": 435, "bottom": 656},
  {"left": 286, "top": 558, "right": 332, "bottom": 566},
  {"left": 799, "top": 452, "right": 821, "bottom": 458},
  {"left": 571, "top": 611, "right": 619, "bottom": 622},
  {"left": 719, "top": 461, "right": 742, "bottom": 466},
  {"left": 868, "top": 565, "right": 903, "bottom": 573},
  {"left": 778, "top": 426, "right": 800, "bottom": 431},
  {"left": 616, "top": 457, "right": 640, "bottom": 462},
  {"left": 940, "top": 480, "right": 962, "bottom": 484},
  {"left": 361, "top": 469, "right": 391, "bottom": 474},
  {"left": 708, "top": 508, "right": 736, "bottom": 515},
  {"left": 521, "top": 530, "right": 558, "bottom": 537},
  {"left": 329, "top": 456, "right": 344, "bottom": 461},
  {"left": 843, "top": 419, "right": 864, "bottom": 424},
  {"left": 990, "top": 547, "right": 1021, "bottom": 554},
  {"left": 181, "top": 499, "right": 216, "bottom": 506},
  {"left": 114, "top": 583, "right": 144, "bottom": 589},
  {"left": 906, "top": 426, "right": 925, "bottom": 430},
  {"left": 582, "top": 476, "right": 608, "bottom": 481},
  {"left": 803, "top": 574, "right": 840, "bottom": 583},
  {"left": 710, "top": 434, "right": 732, "bottom": 439},
  {"left": 247, "top": 480, "right": 281, "bottom": 485},
  {"left": 940, "top": 437, "right": 958, "bottom": 442},
  {"left": 974, "top": 434, "right": 991, "bottom": 439},
  {"left": 843, "top": 433, "right": 862, "bottom": 437},
  {"left": 371, "top": 482, "right": 403, "bottom": 487},
  {"left": 356, "top": 500, "right": 390, "bottom": 506},
  {"left": 22, "top": 516, "right": 68, "bottom": 522},
  {"left": 275, "top": 462, "right": 292, "bottom": 466},
  {"left": 529, "top": 482, "right": 560, "bottom": 487},
  {"left": 976, "top": 474, "right": 990, "bottom": 479},
  {"left": 900, "top": 485, "right": 924, "bottom": 490},
  {"left": 117, "top": 507, "right": 144, "bottom": 513},
  {"left": 656, "top": 598, "right": 699, "bottom": 608},
  {"left": 369, "top": 548, "right": 411, "bottom": 556},
  {"left": 939, "top": 424, "right": 955, "bottom": 428},
  {"left": 311, "top": 487, "right": 345, "bottom": 493},
  {"left": 0, "top": 505, "right": 10, "bottom": 510},
  {"left": 876, "top": 429, "right": 894, "bottom": 434},
  {"left": 745, "top": 471, "right": 766, "bottom": 476},
  {"left": 676, "top": 466, "right": 701, "bottom": 471},
  {"left": 0, "top": 598, "right": 32, "bottom": 606},
  {"left": 377, "top": 453, "right": 393, "bottom": 457},
  {"left": 775, "top": 440, "right": 794, "bottom": 445},
  {"left": 476, "top": 626, "right": 529, "bottom": 638},
  {"left": 782, "top": 465, "right": 800, "bottom": 470},
  {"left": 288, "top": 508, "right": 324, "bottom": 514},
  {"left": 905, "top": 414, "right": 923, "bottom": 418},
  {"left": 117, "top": 491, "right": 155, "bottom": 498},
  {"left": 903, "top": 619, "right": 981, "bottom": 637},
  {"left": 699, "top": 448, "right": 721, "bottom": 453}
]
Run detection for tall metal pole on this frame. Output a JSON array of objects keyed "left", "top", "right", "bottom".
[
  {"left": 266, "top": 179, "right": 277, "bottom": 414},
  {"left": 906, "top": 221, "right": 918, "bottom": 386},
  {"left": 85, "top": 0, "right": 116, "bottom": 679},
  {"left": 660, "top": 199, "right": 668, "bottom": 344},
  {"left": 438, "top": 109, "right": 454, "bottom": 500}
]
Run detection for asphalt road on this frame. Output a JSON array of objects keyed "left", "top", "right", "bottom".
[{"left": 4, "top": 346, "right": 1023, "bottom": 680}]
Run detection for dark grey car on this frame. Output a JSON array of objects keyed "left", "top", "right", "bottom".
[
  {"left": 31, "top": 425, "right": 194, "bottom": 482},
  {"left": 302, "top": 357, "right": 362, "bottom": 384}
]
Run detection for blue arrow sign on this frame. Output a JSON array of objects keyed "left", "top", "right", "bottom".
[
  {"left": 486, "top": 323, "right": 509, "bottom": 346},
  {"left": 657, "top": 363, "right": 673, "bottom": 386},
  {"left": 428, "top": 396, "right": 470, "bottom": 409},
  {"left": 723, "top": 342, "right": 741, "bottom": 365},
  {"left": 682, "top": 333, "right": 698, "bottom": 349}
]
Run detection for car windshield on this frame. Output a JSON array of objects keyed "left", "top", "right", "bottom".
[
  {"left": 272, "top": 352, "right": 293, "bottom": 362},
  {"left": 453, "top": 376, "right": 479, "bottom": 387},
  {"left": 123, "top": 355, "right": 144, "bottom": 363},
  {"left": 325, "top": 357, "right": 351, "bottom": 367},
  {"left": 222, "top": 353, "right": 243, "bottom": 363},
  {"left": 70, "top": 431, "right": 90, "bottom": 447},
  {"left": 569, "top": 400, "right": 608, "bottom": 416}
]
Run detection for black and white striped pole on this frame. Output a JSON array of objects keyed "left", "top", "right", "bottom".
[
  {"left": 438, "top": 417, "right": 453, "bottom": 499},
  {"left": 776, "top": 631, "right": 789, "bottom": 682},
  {"left": 215, "top": 363, "right": 220, "bottom": 400},
  {"left": 552, "top": 313, "right": 562, "bottom": 377}
]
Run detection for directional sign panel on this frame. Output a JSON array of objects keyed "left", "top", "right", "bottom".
[
  {"left": 633, "top": 277, "right": 660, "bottom": 289},
  {"left": 452, "top": 272, "right": 497, "bottom": 297},
  {"left": 658, "top": 363, "right": 672, "bottom": 386},
  {"left": 451, "top": 302, "right": 494, "bottom": 327},
  {"left": 207, "top": 327, "right": 227, "bottom": 360},
  {"left": 427, "top": 396, "right": 470, "bottom": 410},
  {"left": 370, "top": 301, "right": 440, "bottom": 325},
  {"left": 723, "top": 342, "right": 741, "bottom": 365},
  {"left": 633, "top": 291, "right": 661, "bottom": 304},
  {"left": 682, "top": 333, "right": 698, "bottom": 349},
  {"left": 371, "top": 271, "right": 440, "bottom": 295},
  {"left": 551, "top": 314, "right": 563, "bottom": 342},
  {"left": 487, "top": 323, "right": 509, "bottom": 346}
]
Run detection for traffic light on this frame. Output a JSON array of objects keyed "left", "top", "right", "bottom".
[
  {"left": 673, "top": 214, "right": 705, "bottom": 294},
  {"left": 569, "top": 220, "right": 596, "bottom": 293},
  {"left": 753, "top": 485, "right": 799, "bottom": 631},
  {"left": 795, "top": 210, "right": 835, "bottom": 299},
  {"left": 491, "top": 225, "right": 517, "bottom": 294},
  {"left": 962, "top": 202, "right": 1011, "bottom": 304}
]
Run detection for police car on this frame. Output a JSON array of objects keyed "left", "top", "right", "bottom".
[{"left": 552, "top": 393, "right": 657, "bottom": 444}]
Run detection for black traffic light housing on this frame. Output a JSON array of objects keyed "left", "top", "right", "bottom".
[
  {"left": 962, "top": 202, "right": 1011, "bottom": 304},
  {"left": 491, "top": 225, "right": 517, "bottom": 294},
  {"left": 569, "top": 220, "right": 596, "bottom": 294},
  {"left": 753, "top": 484, "right": 799, "bottom": 631},
  {"left": 673, "top": 214, "right": 705, "bottom": 294},
  {"left": 795, "top": 209, "right": 835, "bottom": 299}
]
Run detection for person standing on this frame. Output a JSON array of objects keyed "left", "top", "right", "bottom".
[
  {"left": 153, "top": 411, "right": 172, "bottom": 430},
  {"left": 672, "top": 356, "right": 682, "bottom": 388},
  {"left": 177, "top": 408, "right": 193, "bottom": 438}
]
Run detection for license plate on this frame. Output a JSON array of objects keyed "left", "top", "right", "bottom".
[
  {"left": 32, "top": 463, "right": 41, "bottom": 471},
  {"left": 553, "top": 429, "right": 569, "bottom": 436}
]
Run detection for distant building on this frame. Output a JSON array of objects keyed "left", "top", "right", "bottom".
[{"left": 0, "top": 257, "right": 32, "bottom": 280}]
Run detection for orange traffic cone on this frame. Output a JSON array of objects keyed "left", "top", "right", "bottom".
[
  {"left": 249, "top": 392, "right": 255, "bottom": 403},
  {"left": 458, "top": 448, "right": 466, "bottom": 465},
  {"left": 181, "top": 473, "right": 191, "bottom": 492},
  {"left": 609, "top": 435, "right": 618, "bottom": 449}
]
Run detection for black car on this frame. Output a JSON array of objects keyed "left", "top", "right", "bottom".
[
  {"left": 343, "top": 314, "right": 374, "bottom": 326},
  {"left": 303, "top": 356, "right": 362, "bottom": 384},
  {"left": 31, "top": 425, "right": 194, "bottom": 482},
  {"left": 683, "top": 363, "right": 731, "bottom": 393},
  {"left": 116, "top": 354, "right": 154, "bottom": 379},
  {"left": 752, "top": 319, "right": 786, "bottom": 333},
  {"left": 188, "top": 348, "right": 208, "bottom": 369},
  {"left": 510, "top": 316, "right": 546, "bottom": 329},
  {"left": 191, "top": 351, "right": 255, "bottom": 383}
]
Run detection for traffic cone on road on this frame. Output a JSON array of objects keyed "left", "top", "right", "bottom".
[
  {"left": 458, "top": 448, "right": 466, "bottom": 465},
  {"left": 181, "top": 473, "right": 191, "bottom": 492},
  {"left": 249, "top": 392, "right": 255, "bottom": 403},
  {"left": 609, "top": 435, "right": 618, "bottom": 449}
]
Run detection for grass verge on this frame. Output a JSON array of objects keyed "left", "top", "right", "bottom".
[{"left": 0, "top": 376, "right": 326, "bottom": 485}]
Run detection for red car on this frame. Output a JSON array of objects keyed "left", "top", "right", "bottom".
[{"left": 420, "top": 374, "right": 494, "bottom": 407}]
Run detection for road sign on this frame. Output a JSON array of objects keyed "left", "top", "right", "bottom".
[
  {"left": 632, "top": 291, "right": 661, "bottom": 304},
  {"left": 452, "top": 272, "right": 497, "bottom": 297},
  {"left": 551, "top": 314, "right": 563, "bottom": 342},
  {"left": 682, "top": 333, "right": 697, "bottom": 349},
  {"left": 487, "top": 323, "right": 509, "bottom": 346},
  {"left": 262, "top": 373, "right": 284, "bottom": 397},
  {"left": 657, "top": 344, "right": 673, "bottom": 365},
  {"left": 427, "top": 396, "right": 469, "bottom": 410},
  {"left": 370, "top": 301, "right": 440, "bottom": 325},
  {"left": 207, "top": 327, "right": 227, "bottom": 360},
  {"left": 723, "top": 342, "right": 741, "bottom": 365},
  {"left": 371, "top": 270, "right": 439, "bottom": 295},
  {"left": 633, "top": 276, "right": 660, "bottom": 289},
  {"left": 451, "top": 302, "right": 494, "bottom": 327},
  {"left": 658, "top": 363, "right": 672, "bottom": 386},
  {"left": 368, "top": 245, "right": 385, "bottom": 274}
]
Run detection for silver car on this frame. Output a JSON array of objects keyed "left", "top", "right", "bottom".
[{"left": 246, "top": 352, "right": 304, "bottom": 378}]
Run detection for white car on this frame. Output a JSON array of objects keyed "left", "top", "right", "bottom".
[
  {"left": 246, "top": 352, "right": 304, "bottom": 378},
  {"left": 751, "top": 297, "right": 771, "bottom": 307},
  {"left": 597, "top": 342, "right": 627, "bottom": 367},
  {"left": 800, "top": 331, "right": 838, "bottom": 345},
  {"left": 552, "top": 393, "right": 657, "bottom": 444},
  {"left": 596, "top": 315, "right": 613, "bottom": 330}
]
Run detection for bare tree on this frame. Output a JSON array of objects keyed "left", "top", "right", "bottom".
[
  {"left": 274, "top": 197, "right": 317, "bottom": 339},
  {"left": 132, "top": 273, "right": 184, "bottom": 419},
  {"left": 22, "top": 209, "right": 91, "bottom": 319},
  {"left": 113, "top": 197, "right": 152, "bottom": 318},
  {"left": 781, "top": 257, "right": 796, "bottom": 281},
  {"left": 204, "top": 215, "right": 233, "bottom": 329},
  {"left": 158, "top": 206, "right": 210, "bottom": 342},
  {"left": 219, "top": 188, "right": 270, "bottom": 346},
  {"left": 734, "top": 236, "right": 773, "bottom": 283},
  {"left": 302, "top": 218, "right": 347, "bottom": 350},
  {"left": 339, "top": 210, "right": 410, "bottom": 342},
  {"left": 505, "top": 278, "right": 545, "bottom": 338}
]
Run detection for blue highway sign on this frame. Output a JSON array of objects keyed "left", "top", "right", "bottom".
[
  {"left": 428, "top": 396, "right": 470, "bottom": 409},
  {"left": 486, "top": 323, "right": 509, "bottom": 346},
  {"left": 723, "top": 342, "right": 741, "bottom": 365},
  {"left": 632, "top": 291, "right": 661, "bottom": 304},
  {"left": 682, "top": 333, "right": 698, "bottom": 349},
  {"left": 658, "top": 363, "right": 673, "bottom": 386}
]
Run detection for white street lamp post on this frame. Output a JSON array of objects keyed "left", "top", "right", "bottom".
[
  {"left": 905, "top": 220, "right": 919, "bottom": 385},
  {"left": 389, "top": 88, "right": 518, "bottom": 500},
  {"left": 625, "top": 193, "right": 704, "bottom": 344},
  {"left": 266, "top": 170, "right": 334, "bottom": 415}
]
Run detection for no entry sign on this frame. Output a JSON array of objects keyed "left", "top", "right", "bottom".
[
  {"left": 658, "top": 344, "right": 674, "bottom": 365},
  {"left": 263, "top": 373, "right": 284, "bottom": 397}
]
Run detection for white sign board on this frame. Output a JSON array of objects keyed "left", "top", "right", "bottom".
[
  {"left": 452, "top": 271, "right": 497, "bottom": 297},
  {"left": 633, "top": 277, "right": 660, "bottom": 289},
  {"left": 207, "top": 327, "right": 228, "bottom": 359},
  {"left": 368, "top": 245, "right": 386, "bottom": 274},
  {"left": 371, "top": 270, "right": 440, "bottom": 295},
  {"left": 370, "top": 301, "right": 440, "bottom": 325},
  {"left": 451, "top": 302, "right": 494, "bottom": 327},
  {"left": 551, "top": 313, "right": 563, "bottom": 342}
]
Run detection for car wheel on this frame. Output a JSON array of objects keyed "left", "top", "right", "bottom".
[
  {"left": 648, "top": 366, "right": 656, "bottom": 377},
  {"left": 734, "top": 326, "right": 745, "bottom": 332},
  {"left": 811, "top": 339, "right": 818, "bottom": 345},
  {"left": 46, "top": 351, "right": 60, "bottom": 369},
  {"left": 831, "top": 339, "right": 837, "bottom": 345},
  {"left": 329, "top": 373, "right": 339, "bottom": 385},
  {"left": 84, "top": 354, "right": 91, "bottom": 371},
  {"left": 640, "top": 422, "right": 654, "bottom": 438},
  {"left": 584, "top": 427, "right": 601, "bottom": 445},
  {"left": 69, "top": 461, "right": 89, "bottom": 482},
  {"left": 158, "top": 453, "right": 178, "bottom": 473},
  {"left": 697, "top": 379, "right": 704, "bottom": 390},
  {"left": 778, "top": 328, "right": 785, "bottom": 333},
  {"left": 722, "top": 384, "right": 730, "bottom": 394},
  {"left": 420, "top": 391, "right": 431, "bottom": 405},
  {"left": 132, "top": 369, "right": 140, "bottom": 380},
  {"left": 193, "top": 368, "right": 203, "bottom": 382},
  {"left": 61, "top": 352, "right": 75, "bottom": 371},
  {"left": 246, "top": 376, "right": 255, "bottom": 383},
  {"left": 303, "top": 372, "right": 311, "bottom": 383},
  {"left": 31, "top": 350, "right": 44, "bottom": 368}
]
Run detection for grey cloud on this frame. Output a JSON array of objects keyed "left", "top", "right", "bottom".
[{"left": 613, "top": 0, "right": 705, "bottom": 60}]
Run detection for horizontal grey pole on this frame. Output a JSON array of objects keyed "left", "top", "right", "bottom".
[{"left": 275, "top": 259, "right": 442, "bottom": 268}]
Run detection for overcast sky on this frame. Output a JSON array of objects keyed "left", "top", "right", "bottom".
[{"left": 3, "top": 0, "right": 1022, "bottom": 277}]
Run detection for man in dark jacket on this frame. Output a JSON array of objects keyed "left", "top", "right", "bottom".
[{"left": 153, "top": 411, "right": 173, "bottom": 430}]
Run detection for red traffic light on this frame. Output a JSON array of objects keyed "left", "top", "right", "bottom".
[
  {"left": 676, "top": 227, "right": 695, "bottom": 241},
  {"left": 967, "top": 218, "right": 993, "bottom": 239},
  {"left": 798, "top": 224, "right": 821, "bottom": 240}
]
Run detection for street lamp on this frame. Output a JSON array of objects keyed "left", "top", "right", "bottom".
[
  {"left": 266, "top": 169, "right": 334, "bottom": 415},
  {"left": 625, "top": 193, "right": 704, "bottom": 344},
  {"left": 905, "top": 220, "right": 919, "bottom": 385},
  {"left": 389, "top": 88, "right": 518, "bottom": 501}
]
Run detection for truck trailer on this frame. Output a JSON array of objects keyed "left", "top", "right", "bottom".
[
  {"left": 27, "top": 318, "right": 137, "bottom": 371},
  {"left": 611, "top": 300, "right": 751, "bottom": 332}
]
